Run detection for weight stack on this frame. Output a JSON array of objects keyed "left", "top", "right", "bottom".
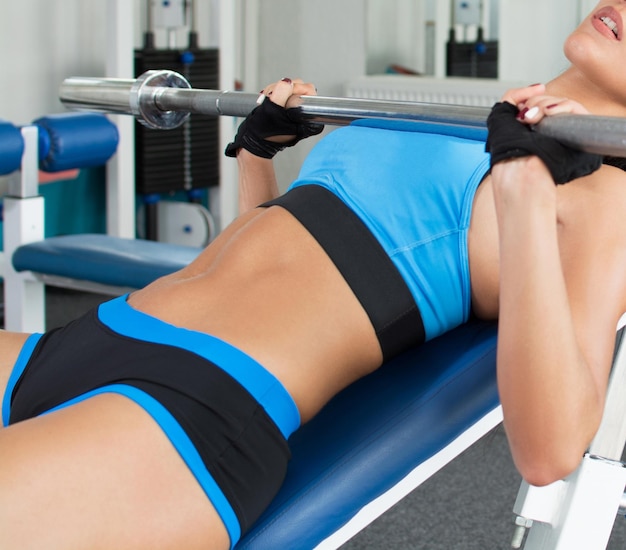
[
  {"left": 134, "top": 43, "right": 220, "bottom": 195},
  {"left": 446, "top": 29, "right": 498, "bottom": 79}
]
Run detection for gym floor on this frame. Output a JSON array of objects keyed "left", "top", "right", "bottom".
[{"left": 13, "top": 286, "right": 626, "bottom": 549}]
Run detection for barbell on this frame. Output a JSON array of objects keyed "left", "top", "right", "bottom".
[{"left": 60, "top": 69, "right": 626, "bottom": 157}]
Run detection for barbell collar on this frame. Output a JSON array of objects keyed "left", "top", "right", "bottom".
[{"left": 129, "top": 70, "right": 191, "bottom": 129}]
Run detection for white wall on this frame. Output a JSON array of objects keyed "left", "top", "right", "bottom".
[
  {"left": 580, "top": 0, "right": 600, "bottom": 19},
  {"left": 498, "top": 0, "right": 582, "bottom": 83},
  {"left": 0, "top": 0, "right": 109, "bottom": 125},
  {"left": 366, "top": 0, "right": 427, "bottom": 75}
]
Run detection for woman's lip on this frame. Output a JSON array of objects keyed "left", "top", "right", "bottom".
[{"left": 593, "top": 6, "right": 623, "bottom": 41}]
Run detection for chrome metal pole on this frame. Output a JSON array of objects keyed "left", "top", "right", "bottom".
[
  {"left": 59, "top": 70, "right": 626, "bottom": 157},
  {"left": 59, "top": 71, "right": 494, "bottom": 127},
  {"left": 60, "top": 76, "right": 138, "bottom": 115}
]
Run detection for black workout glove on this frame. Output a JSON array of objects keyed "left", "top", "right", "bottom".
[
  {"left": 485, "top": 101, "right": 602, "bottom": 184},
  {"left": 225, "top": 97, "right": 324, "bottom": 159}
]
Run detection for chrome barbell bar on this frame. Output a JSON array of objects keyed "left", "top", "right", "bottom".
[{"left": 60, "top": 69, "right": 626, "bottom": 157}]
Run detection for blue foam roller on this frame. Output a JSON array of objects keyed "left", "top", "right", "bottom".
[
  {"left": 0, "top": 119, "right": 24, "bottom": 175},
  {"left": 32, "top": 112, "right": 119, "bottom": 172}
]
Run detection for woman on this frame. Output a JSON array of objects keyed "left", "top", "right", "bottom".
[{"left": 2, "top": 2, "right": 626, "bottom": 548}]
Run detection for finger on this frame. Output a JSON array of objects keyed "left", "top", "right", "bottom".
[
  {"left": 259, "top": 83, "right": 274, "bottom": 96},
  {"left": 501, "top": 83, "right": 546, "bottom": 107},
  {"left": 521, "top": 97, "right": 589, "bottom": 123},
  {"left": 292, "top": 81, "right": 317, "bottom": 97},
  {"left": 285, "top": 82, "right": 316, "bottom": 109},
  {"left": 268, "top": 78, "right": 295, "bottom": 107},
  {"left": 260, "top": 79, "right": 318, "bottom": 106},
  {"left": 542, "top": 98, "right": 589, "bottom": 116}
]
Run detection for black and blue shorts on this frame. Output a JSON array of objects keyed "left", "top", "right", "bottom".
[{"left": 1, "top": 295, "right": 300, "bottom": 548}]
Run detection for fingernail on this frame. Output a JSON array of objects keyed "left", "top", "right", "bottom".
[
  {"left": 281, "top": 77, "right": 292, "bottom": 84},
  {"left": 524, "top": 106, "right": 539, "bottom": 120},
  {"left": 517, "top": 107, "right": 529, "bottom": 120},
  {"left": 256, "top": 93, "right": 265, "bottom": 104},
  {"left": 546, "top": 104, "right": 559, "bottom": 109},
  {"left": 529, "top": 83, "right": 542, "bottom": 87}
]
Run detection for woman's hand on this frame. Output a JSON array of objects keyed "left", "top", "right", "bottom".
[
  {"left": 260, "top": 77, "right": 317, "bottom": 110},
  {"left": 502, "top": 83, "right": 590, "bottom": 125},
  {"left": 225, "top": 77, "right": 324, "bottom": 159},
  {"left": 486, "top": 84, "right": 602, "bottom": 185}
]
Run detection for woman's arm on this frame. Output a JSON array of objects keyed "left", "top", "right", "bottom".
[
  {"left": 493, "top": 156, "right": 605, "bottom": 486},
  {"left": 230, "top": 79, "right": 321, "bottom": 213},
  {"left": 237, "top": 150, "right": 280, "bottom": 213},
  {"left": 489, "top": 86, "right": 615, "bottom": 486}
]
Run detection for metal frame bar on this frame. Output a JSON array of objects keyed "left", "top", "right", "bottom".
[
  {"left": 513, "top": 455, "right": 626, "bottom": 549},
  {"left": 3, "top": 126, "right": 46, "bottom": 333}
]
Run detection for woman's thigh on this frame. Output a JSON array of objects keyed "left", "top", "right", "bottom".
[{"left": 0, "top": 393, "right": 230, "bottom": 550}]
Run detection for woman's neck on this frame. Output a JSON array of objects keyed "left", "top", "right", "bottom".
[{"left": 546, "top": 66, "right": 626, "bottom": 118}]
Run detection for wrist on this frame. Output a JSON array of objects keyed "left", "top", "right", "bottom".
[
  {"left": 237, "top": 147, "right": 275, "bottom": 167},
  {"left": 491, "top": 157, "right": 558, "bottom": 238},
  {"left": 237, "top": 149, "right": 279, "bottom": 213}
]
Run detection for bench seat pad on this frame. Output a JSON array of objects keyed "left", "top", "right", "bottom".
[
  {"left": 238, "top": 320, "right": 499, "bottom": 549},
  {"left": 12, "top": 233, "right": 202, "bottom": 289}
]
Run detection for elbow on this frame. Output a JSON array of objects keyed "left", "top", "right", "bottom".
[
  {"left": 514, "top": 446, "right": 586, "bottom": 487},
  {"left": 518, "top": 459, "right": 581, "bottom": 488},
  {"left": 506, "top": 392, "right": 604, "bottom": 487},
  {"left": 508, "top": 424, "right": 593, "bottom": 487}
]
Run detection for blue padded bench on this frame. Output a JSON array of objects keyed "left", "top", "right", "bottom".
[
  {"left": 237, "top": 319, "right": 500, "bottom": 549},
  {"left": 12, "top": 233, "right": 201, "bottom": 290}
]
